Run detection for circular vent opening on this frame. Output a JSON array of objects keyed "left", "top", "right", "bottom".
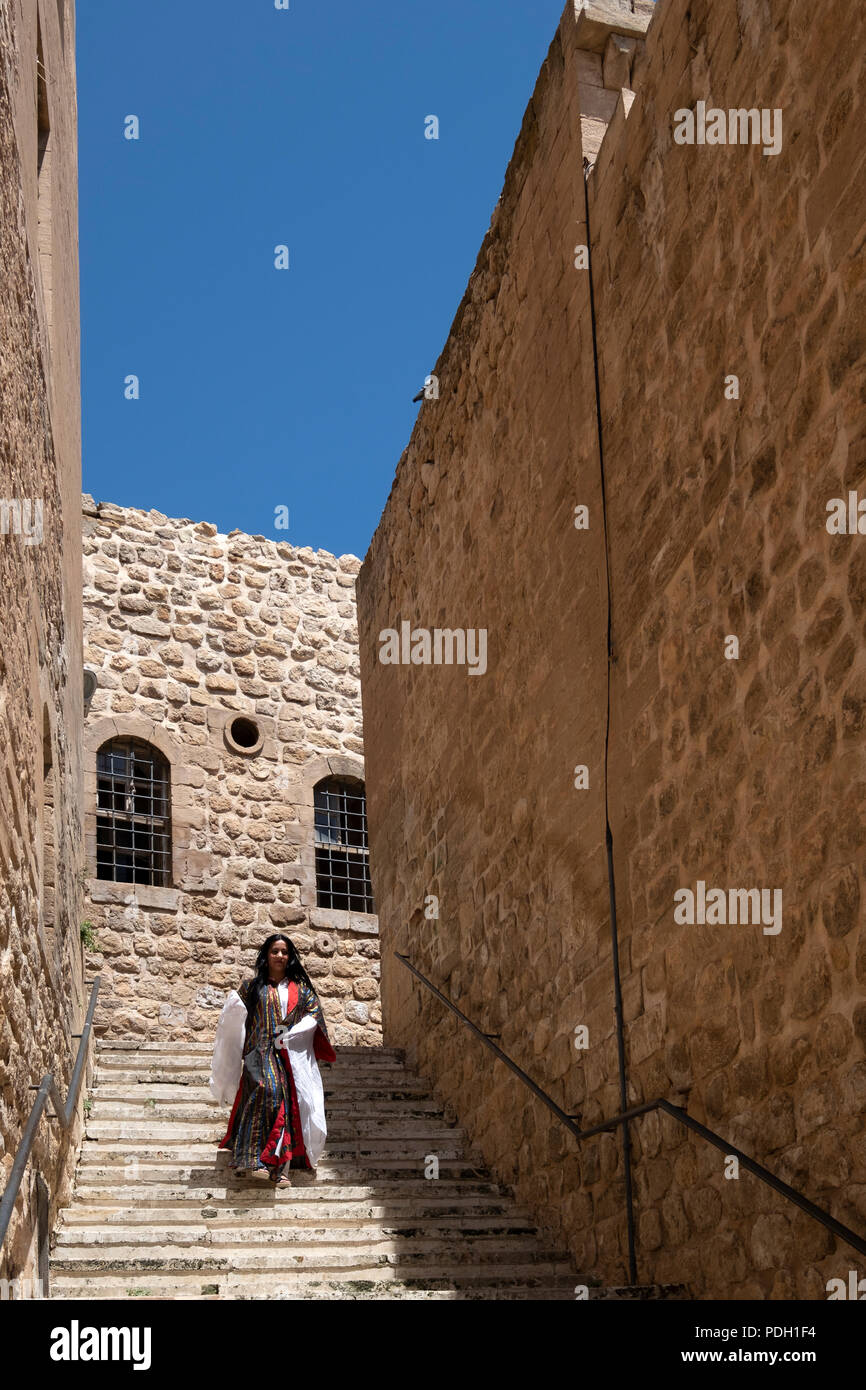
[{"left": 225, "top": 716, "right": 263, "bottom": 755}]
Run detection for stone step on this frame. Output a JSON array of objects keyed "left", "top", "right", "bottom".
[
  {"left": 95, "top": 1044, "right": 404, "bottom": 1060},
  {"left": 94, "top": 1055, "right": 413, "bottom": 1070},
  {"left": 94, "top": 1061, "right": 408, "bottom": 1073},
  {"left": 96, "top": 1045, "right": 402, "bottom": 1057},
  {"left": 54, "top": 1214, "right": 540, "bottom": 1245},
  {"left": 72, "top": 1162, "right": 489, "bottom": 1184},
  {"left": 88, "top": 1099, "right": 448, "bottom": 1120},
  {"left": 83, "top": 1138, "right": 465, "bottom": 1157},
  {"left": 49, "top": 1275, "right": 578, "bottom": 1301},
  {"left": 62, "top": 1188, "right": 515, "bottom": 1208},
  {"left": 96, "top": 1042, "right": 219, "bottom": 1055},
  {"left": 61, "top": 1195, "right": 526, "bottom": 1222},
  {"left": 78, "top": 1156, "right": 469, "bottom": 1178},
  {"left": 70, "top": 1179, "right": 506, "bottom": 1203},
  {"left": 50, "top": 1244, "right": 573, "bottom": 1275},
  {"left": 83, "top": 1121, "right": 466, "bottom": 1144},
  {"left": 96, "top": 1055, "right": 406, "bottom": 1073},
  {"left": 76, "top": 1144, "right": 480, "bottom": 1163},
  {"left": 91, "top": 1079, "right": 433, "bottom": 1098},
  {"left": 79, "top": 1161, "right": 470, "bottom": 1183},
  {"left": 94, "top": 1067, "right": 427, "bottom": 1090}
]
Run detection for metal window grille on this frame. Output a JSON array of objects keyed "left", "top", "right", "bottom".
[
  {"left": 96, "top": 738, "right": 171, "bottom": 886},
  {"left": 314, "top": 779, "right": 374, "bottom": 913}
]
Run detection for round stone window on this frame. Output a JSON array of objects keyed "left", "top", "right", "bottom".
[{"left": 224, "top": 716, "right": 263, "bottom": 756}]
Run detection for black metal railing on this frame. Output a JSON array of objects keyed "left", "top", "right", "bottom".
[
  {"left": 0, "top": 978, "right": 101, "bottom": 1279},
  {"left": 395, "top": 953, "right": 866, "bottom": 1268}
]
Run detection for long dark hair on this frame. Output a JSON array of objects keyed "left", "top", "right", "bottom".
[{"left": 244, "top": 934, "right": 317, "bottom": 1020}]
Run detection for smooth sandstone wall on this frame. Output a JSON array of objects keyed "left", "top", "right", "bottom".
[
  {"left": 358, "top": 0, "right": 866, "bottom": 1297},
  {"left": 587, "top": 0, "right": 866, "bottom": 1297},
  {"left": 81, "top": 502, "right": 381, "bottom": 1046},
  {"left": 0, "top": 0, "right": 85, "bottom": 1282}
]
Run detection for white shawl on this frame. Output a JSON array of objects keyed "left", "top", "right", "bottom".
[{"left": 208, "top": 989, "right": 328, "bottom": 1168}]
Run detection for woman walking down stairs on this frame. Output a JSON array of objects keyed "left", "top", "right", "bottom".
[{"left": 49, "top": 1040, "right": 591, "bottom": 1301}]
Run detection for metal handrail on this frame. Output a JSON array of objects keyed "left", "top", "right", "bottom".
[
  {"left": 0, "top": 978, "right": 101, "bottom": 1257},
  {"left": 395, "top": 953, "right": 866, "bottom": 1261}
]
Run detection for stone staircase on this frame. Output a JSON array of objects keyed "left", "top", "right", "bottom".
[{"left": 49, "top": 1040, "right": 586, "bottom": 1300}]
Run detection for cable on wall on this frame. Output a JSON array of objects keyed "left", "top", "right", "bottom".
[{"left": 581, "top": 154, "right": 638, "bottom": 1287}]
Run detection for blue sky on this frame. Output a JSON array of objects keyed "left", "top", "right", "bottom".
[{"left": 77, "top": 0, "right": 565, "bottom": 559}]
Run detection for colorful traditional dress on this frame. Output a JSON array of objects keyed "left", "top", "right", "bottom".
[{"left": 209, "top": 977, "right": 336, "bottom": 1172}]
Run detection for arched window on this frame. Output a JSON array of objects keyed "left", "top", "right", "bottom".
[
  {"left": 96, "top": 738, "right": 171, "bottom": 886},
  {"left": 314, "top": 777, "right": 374, "bottom": 913}
]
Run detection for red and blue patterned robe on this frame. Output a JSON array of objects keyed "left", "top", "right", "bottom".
[{"left": 219, "top": 978, "right": 336, "bottom": 1172}]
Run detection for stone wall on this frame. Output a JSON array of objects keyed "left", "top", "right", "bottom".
[
  {"left": 0, "top": 0, "right": 86, "bottom": 1284},
  {"left": 357, "top": 0, "right": 866, "bottom": 1298},
  {"left": 81, "top": 501, "right": 381, "bottom": 1046}
]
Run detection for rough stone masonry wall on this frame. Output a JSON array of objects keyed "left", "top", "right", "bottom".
[
  {"left": 0, "top": 0, "right": 86, "bottom": 1283},
  {"left": 357, "top": 0, "right": 866, "bottom": 1299},
  {"left": 82, "top": 501, "right": 381, "bottom": 1047}
]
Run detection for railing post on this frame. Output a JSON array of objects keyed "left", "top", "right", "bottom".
[
  {"left": 36, "top": 1173, "right": 50, "bottom": 1300},
  {"left": 0, "top": 978, "right": 101, "bottom": 1264},
  {"left": 0, "top": 1078, "right": 52, "bottom": 1259}
]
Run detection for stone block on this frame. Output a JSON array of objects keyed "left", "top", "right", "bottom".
[{"left": 602, "top": 32, "right": 634, "bottom": 90}]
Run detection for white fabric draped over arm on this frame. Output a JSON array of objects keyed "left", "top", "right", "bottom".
[
  {"left": 281, "top": 1015, "right": 327, "bottom": 1168},
  {"left": 209, "top": 990, "right": 247, "bottom": 1105}
]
